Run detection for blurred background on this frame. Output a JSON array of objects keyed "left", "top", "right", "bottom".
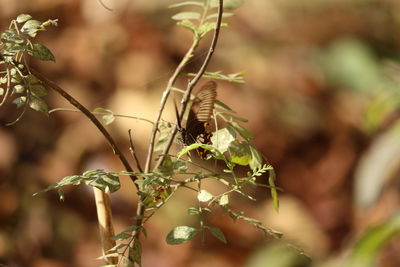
[{"left": 1, "top": 0, "right": 400, "bottom": 266}]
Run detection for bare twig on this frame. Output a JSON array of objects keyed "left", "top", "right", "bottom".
[{"left": 128, "top": 129, "right": 144, "bottom": 173}]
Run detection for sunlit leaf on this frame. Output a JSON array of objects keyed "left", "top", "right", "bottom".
[
  {"left": 228, "top": 140, "right": 251, "bottom": 166},
  {"left": 169, "top": 1, "right": 204, "bottom": 8},
  {"left": 198, "top": 189, "right": 213, "bottom": 202},
  {"left": 166, "top": 226, "right": 200, "bottom": 245},
  {"left": 172, "top": 12, "right": 201, "bottom": 21},
  {"left": 219, "top": 194, "right": 229, "bottom": 206},
  {"left": 16, "top": 14, "right": 32, "bottom": 23},
  {"left": 29, "top": 95, "right": 49, "bottom": 115},
  {"left": 211, "top": 127, "right": 236, "bottom": 153}
]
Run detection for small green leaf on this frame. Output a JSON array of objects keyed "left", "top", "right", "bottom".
[
  {"left": 166, "top": 226, "right": 200, "bottom": 245},
  {"left": 268, "top": 168, "right": 279, "bottom": 212},
  {"left": 13, "top": 84, "right": 25, "bottom": 94},
  {"left": 177, "top": 20, "right": 197, "bottom": 33},
  {"left": 347, "top": 214, "right": 400, "bottom": 267},
  {"left": 169, "top": 1, "right": 204, "bottom": 8},
  {"left": 215, "top": 100, "right": 235, "bottom": 112},
  {"left": 129, "top": 239, "right": 142, "bottom": 267},
  {"left": 206, "top": 12, "right": 235, "bottom": 20},
  {"left": 229, "top": 121, "right": 253, "bottom": 140},
  {"left": 28, "top": 43, "right": 56, "bottom": 62},
  {"left": 172, "top": 12, "right": 201, "bottom": 21},
  {"left": 30, "top": 84, "right": 48, "bottom": 97},
  {"left": 249, "top": 145, "right": 263, "bottom": 170},
  {"left": 110, "top": 232, "right": 131, "bottom": 241},
  {"left": 198, "top": 189, "right": 213, "bottom": 202},
  {"left": 228, "top": 141, "right": 252, "bottom": 166},
  {"left": 21, "top": 19, "right": 42, "bottom": 37},
  {"left": 211, "top": 127, "right": 236, "bottom": 153},
  {"left": 16, "top": 14, "right": 32, "bottom": 23},
  {"left": 0, "top": 88, "right": 4, "bottom": 96},
  {"left": 29, "top": 96, "right": 49, "bottom": 115},
  {"left": 219, "top": 194, "right": 229, "bottom": 206},
  {"left": 188, "top": 207, "right": 200, "bottom": 215},
  {"left": 206, "top": 226, "right": 227, "bottom": 244}
]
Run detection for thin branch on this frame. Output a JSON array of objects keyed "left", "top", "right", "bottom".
[
  {"left": 0, "top": 68, "right": 11, "bottom": 107},
  {"left": 128, "top": 129, "right": 144, "bottom": 173},
  {"left": 155, "top": 0, "right": 224, "bottom": 169},
  {"left": 29, "top": 68, "right": 138, "bottom": 184}
]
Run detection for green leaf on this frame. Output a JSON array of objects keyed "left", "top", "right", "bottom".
[
  {"left": 33, "top": 169, "right": 121, "bottom": 197},
  {"left": 347, "top": 214, "right": 400, "bottom": 267},
  {"left": 177, "top": 143, "right": 214, "bottom": 158},
  {"left": 187, "top": 207, "right": 200, "bottom": 215},
  {"left": 211, "top": 127, "right": 236, "bottom": 153},
  {"left": 206, "top": 12, "right": 235, "bottom": 21},
  {"left": 110, "top": 232, "right": 131, "bottom": 241},
  {"left": 21, "top": 19, "right": 42, "bottom": 37},
  {"left": 177, "top": 20, "right": 197, "bottom": 33},
  {"left": 169, "top": 1, "right": 204, "bottom": 8},
  {"left": 206, "top": 226, "right": 227, "bottom": 244},
  {"left": 172, "top": 12, "right": 201, "bottom": 21},
  {"left": 0, "top": 88, "right": 3, "bottom": 96},
  {"left": 198, "top": 189, "right": 213, "bottom": 202},
  {"left": 249, "top": 145, "right": 263, "bottom": 170},
  {"left": 219, "top": 194, "right": 229, "bottom": 206},
  {"left": 30, "top": 84, "right": 48, "bottom": 97},
  {"left": 28, "top": 43, "right": 56, "bottom": 62},
  {"left": 228, "top": 140, "right": 252, "bottom": 166},
  {"left": 268, "top": 168, "right": 279, "bottom": 212},
  {"left": 198, "top": 22, "right": 217, "bottom": 38},
  {"left": 229, "top": 121, "right": 253, "bottom": 140},
  {"left": 129, "top": 239, "right": 142, "bottom": 267},
  {"left": 13, "top": 84, "right": 25, "bottom": 94},
  {"left": 166, "top": 226, "right": 200, "bottom": 245},
  {"left": 215, "top": 100, "right": 235, "bottom": 113},
  {"left": 29, "top": 95, "right": 49, "bottom": 115},
  {"left": 92, "top": 107, "right": 115, "bottom": 125},
  {"left": 16, "top": 14, "right": 32, "bottom": 23}
]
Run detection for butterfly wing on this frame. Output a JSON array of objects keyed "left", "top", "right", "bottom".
[{"left": 183, "top": 81, "right": 217, "bottom": 145}]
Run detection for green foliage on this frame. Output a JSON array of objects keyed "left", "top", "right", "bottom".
[
  {"left": 0, "top": 14, "right": 57, "bottom": 122},
  {"left": 345, "top": 214, "right": 400, "bottom": 267},
  {"left": 33, "top": 169, "right": 121, "bottom": 200}
]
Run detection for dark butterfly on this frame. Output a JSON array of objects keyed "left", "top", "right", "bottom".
[{"left": 176, "top": 81, "right": 217, "bottom": 157}]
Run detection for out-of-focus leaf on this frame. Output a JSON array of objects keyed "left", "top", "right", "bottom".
[
  {"left": 245, "top": 243, "right": 310, "bottom": 267},
  {"left": 354, "top": 121, "right": 400, "bottom": 210},
  {"left": 166, "top": 226, "right": 200, "bottom": 245},
  {"left": 322, "top": 38, "right": 387, "bottom": 93},
  {"left": 169, "top": 1, "right": 204, "bottom": 8},
  {"left": 346, "top": 214, "right": 400, "bottom": 267},
  {"left": 172, "top": 12, "right": 201, "bottom": 21},
  {"left": 219, "top": 194, "right": 229, "bottom": 206},
  {"left": 198, "top": 189, "right": 213, "bottom": 202},
  {"left": 29, "top": 95, "right": 49, "bottom": 115},
  {"left": 206, "top": 226, "right": 227, "bottom": 244},
  {"left": 16, "top": 14, "right": 32, "bottom": 23}
]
